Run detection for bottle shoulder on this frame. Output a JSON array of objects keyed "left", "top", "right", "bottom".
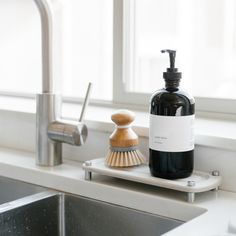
[
  {"left": 150, "top": 88, "right": 195, "bottom": 104},
  {"left": 150, "top": 87, "right": 195, "bottom": 116}
]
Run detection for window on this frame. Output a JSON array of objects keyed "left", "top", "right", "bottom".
[
  {"left": 0, "top": 0, "right": 41, "bottom": 94},
  {"left": 0, "top": 0, "right": 236, "bottom": 115},
  {"left": 118, "top": 0, "right": 236, "bottom": 113},
  {"left": 63, "top": 0, "right": 113, "bottom": 101},
  {"left": 0, "top": 0, "right": 112, "bottom": 101}
]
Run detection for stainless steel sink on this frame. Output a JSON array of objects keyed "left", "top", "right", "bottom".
[
  {"left": 0, "top": 176, "right": 46, "bottom": 205},
  {"left": 0, "top": 192, "right": 59, "bottom": 236},
  {"left": 0, "top": 176, "right": 187, "bottom": 235},
  {"left": 0, "top": 186, "right": 183, "bottom": 236},
  {"left": 64, "top": 194, "right": 183, "bottom": 236}
]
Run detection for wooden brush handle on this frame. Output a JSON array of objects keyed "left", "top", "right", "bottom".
[
  {"left": 111, "top": 110, "right": 135, "bottom": 126},
  {"left": 110, "top": 110, "right": 138, "bottom": 148}
]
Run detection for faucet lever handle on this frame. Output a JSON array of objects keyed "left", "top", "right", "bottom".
[{"left": 79, "top": 82, "right": 93, "bottom": 122}]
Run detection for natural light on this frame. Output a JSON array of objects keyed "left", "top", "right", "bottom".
[
  {"left": 126, "top": 0, "right": 236, "bottom": 99},
  {"left": 0, "top": 0, "right": 236, "bottom": 104},
  {"left": 0, "top": 0, "right": 113, "bottom": 101}
]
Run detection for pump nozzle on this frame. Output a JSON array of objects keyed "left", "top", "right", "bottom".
[
  {"left": 161, "top": 49, "right": 181, "bottom": 81},
  {"left": 161, "top": 49, "right": 176, "bottom": 69}
]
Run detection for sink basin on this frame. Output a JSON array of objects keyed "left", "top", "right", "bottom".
[
  {"left": 0, "top": 192, "right": 59, "bottom": 236},
  {"left": 0, "top": 190, "right": 183, "bottom": 236},
  {"left": 64, "top": 194, "right": 183, "bottom": 236},
  {"left": 0, "top": 176, "right": 46, "bottom": 205},
  {"left": 0, "top": 176, "right": 207, "bottom": 236}
]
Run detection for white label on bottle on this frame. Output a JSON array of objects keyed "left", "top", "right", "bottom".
[{"left": 149, "top": 114, "right": 194, "bottom": 152}]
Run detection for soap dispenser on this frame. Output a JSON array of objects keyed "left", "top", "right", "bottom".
[{"left": 149, "top": 49, "right": 195, "bottom": 179}]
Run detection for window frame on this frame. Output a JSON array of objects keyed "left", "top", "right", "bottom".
[{"left": 113, "top": 0, "right": 151, "bottom": 106}]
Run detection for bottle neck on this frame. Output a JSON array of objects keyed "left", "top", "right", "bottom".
[{"left": 165, "top": 79, "right": 180, "bottom": 90}]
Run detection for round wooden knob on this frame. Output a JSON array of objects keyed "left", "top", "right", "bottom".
[{"left": 111, "top": 110, "right": 135, "bottom": 126}]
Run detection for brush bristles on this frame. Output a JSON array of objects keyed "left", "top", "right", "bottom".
[{"left": 105, "top": 150, "right": 146, "bottom": 167}]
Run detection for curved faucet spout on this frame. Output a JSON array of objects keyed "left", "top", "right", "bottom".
[
  {"left": 34, "top": 0, "right": 53, "bottom": 93},
  {"left": 33, "top": 0, "right": 89, "bottom": 166}
]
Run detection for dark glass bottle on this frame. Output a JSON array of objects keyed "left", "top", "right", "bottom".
[{"left": 149, "top": 50, "right": 195, "bottom": 179}]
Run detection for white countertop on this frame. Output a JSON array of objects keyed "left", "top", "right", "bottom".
[{"left": 0, "top": 147, "right": 235, "bottom": 236}]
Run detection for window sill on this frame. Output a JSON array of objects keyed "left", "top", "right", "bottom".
[{"left": 0, "top": 95, "right": 236, "bottom": 151}]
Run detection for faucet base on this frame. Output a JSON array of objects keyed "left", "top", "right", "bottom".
[{"left": 36, "top": 93, "right": 62, "bottom": 166}]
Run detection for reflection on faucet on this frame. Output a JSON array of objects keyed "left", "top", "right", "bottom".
[{"left": 34, "top": 0, "right": 90, "bottom": 166}]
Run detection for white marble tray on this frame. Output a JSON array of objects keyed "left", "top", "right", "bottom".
[{"left": 82, "top": 158, "right": 222, "bottom": 203}]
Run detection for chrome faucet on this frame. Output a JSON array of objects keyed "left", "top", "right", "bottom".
[{"left": 34, "top": 0, "right": 89, "bottom": 166}]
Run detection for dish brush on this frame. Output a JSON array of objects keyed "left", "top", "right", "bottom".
[{"left": 105, "top": 110, "right": 146, "bottom": 167}]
